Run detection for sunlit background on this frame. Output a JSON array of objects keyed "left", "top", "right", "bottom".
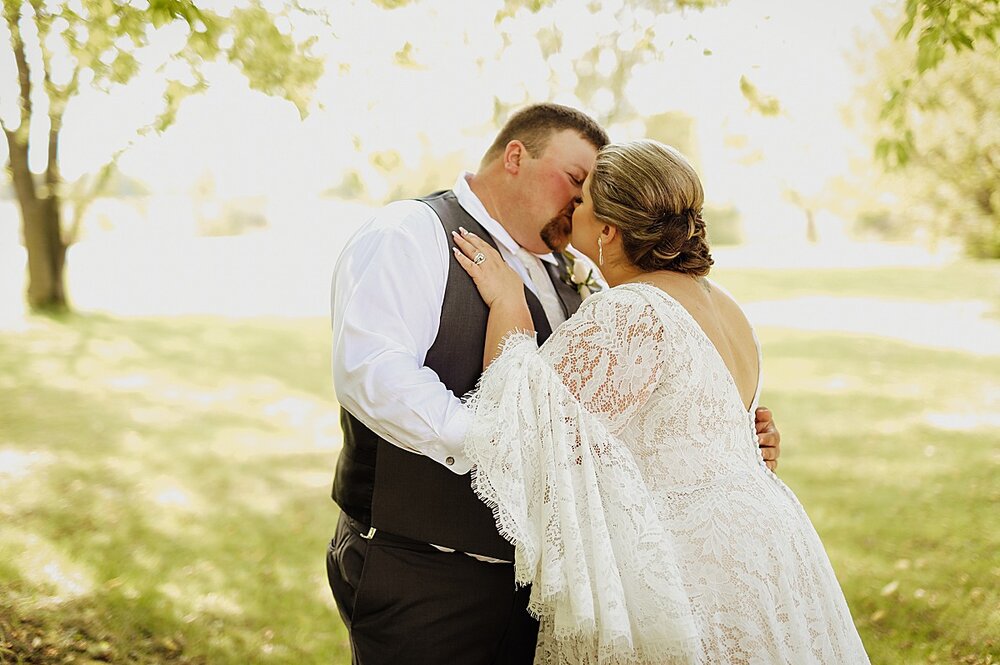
[{"left": 1, "top": 0, "right": 997, "bottom": 663}]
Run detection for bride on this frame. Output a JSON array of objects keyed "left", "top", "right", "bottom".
[{"left": 451, "top": 140, "right": 870, "bottom": 664}]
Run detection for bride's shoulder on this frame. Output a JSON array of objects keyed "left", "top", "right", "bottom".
[
  {"left": 703, "top": 277, "right": 740, "bottom": 305},
  {"left": 703, "top": 278, "right": 751, "bottom": 319},
  {"left": 572, "top": 283, "right": 671, "bottom": 327},
  {"left": 581, "top": 282, "right": 659, "bottom": 310},
  {"left": 700, "top": 279, "right": 756, "bottom": 345},
  {"left": 602, "top": 281, "right": 687, "bottom": 313}
]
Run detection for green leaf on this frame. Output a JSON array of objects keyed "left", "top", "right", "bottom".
[
  {"left": 370, "top": 150, "right": 401, "bottom": 172},
  {"left": 875, "top": 138, "right": 891, "bottom": 163},
  {"left": 225, "top": 3, "right": 323, "bottom": 118},
  {"left": 155, "top": 76, "right": 207, "bottom": 132},
  {"left": 150, "top": 5, "right": 173, "bottom": 29},
  {"left": 897, "top": 15, "right": 916, "bottom": 39},
  {"left": 109, "top": 50, "right": 140, "bottom": 84},
  {"left": 893, "top": 141, "right": 910, "bottom": 167},
  {"left": 495, "top": 0, "right": 556, "bottom": 22},
  {"left": 739, "top": 75, "right": 782, "bottom": 116},
  {"left": 950, "top": 31, "right": 974, "bottom": 50},
  {"left": 915, "top": 38, "right": 944, "bottom": 72},
  {"left": 393, "top": 41, "right": 421, "bottom": 68}
]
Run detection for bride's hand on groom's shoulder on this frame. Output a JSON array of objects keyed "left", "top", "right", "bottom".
[
  {"left": 755, "top": 406, "right": 780, "bottom": 472},
  {"left": 452, "top": 228, "right": 525, "bottom": 310}
]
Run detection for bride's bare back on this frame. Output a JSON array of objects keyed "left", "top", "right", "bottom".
[{"left": 629, "top": 272, "right": 759, "bottom": 410}]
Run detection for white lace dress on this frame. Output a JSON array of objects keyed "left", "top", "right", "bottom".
[{"left": 464, "top": 283, "right": 870, "bottom": 665}]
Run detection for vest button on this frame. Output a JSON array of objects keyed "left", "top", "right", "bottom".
[{"left": 445, "top": 456, "right": 455, "bottom": 465}]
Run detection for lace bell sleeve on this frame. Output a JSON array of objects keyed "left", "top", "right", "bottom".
[{"left": 463, "top": 289, "right": 701, "bottom": 664}]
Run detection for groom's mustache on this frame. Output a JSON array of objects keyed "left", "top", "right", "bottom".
[
  {"left": 541, "top": 207, "right": 575, "bottom": 251},
  {"left": 554, "top": 202, "right": 577, "bottom": 231}
]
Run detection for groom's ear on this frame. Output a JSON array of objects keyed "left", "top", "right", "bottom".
[{"left": 503, "top": 140, "right": 526, "bottom": 174}]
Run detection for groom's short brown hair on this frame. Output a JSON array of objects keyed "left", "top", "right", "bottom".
[{"left": 482, "top": 103, "right": 608, "bottom": 165}]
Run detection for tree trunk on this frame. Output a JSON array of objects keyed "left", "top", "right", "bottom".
[
  {"left": 6, "top": 130, "right": 67, "bottom": 311},
  {"left": 805, "top": 208, "right": 819, "bottom": 244}
]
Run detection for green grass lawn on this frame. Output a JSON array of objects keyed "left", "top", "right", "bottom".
[
  {"left": 0, "top": 315, "right": 347, "bottom": 663},
  {"left": 1, "top": 262, "right": 998, "bottom": 664},
  {"left": 717, "top": 263, "right": 1000, "bottom": 312}
]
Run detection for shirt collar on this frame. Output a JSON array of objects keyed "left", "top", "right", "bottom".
[{"left": 453, "top": 173, "right": 559, "bottom": 266}]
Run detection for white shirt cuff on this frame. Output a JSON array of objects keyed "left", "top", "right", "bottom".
[{"left": 434, "top": 405, "right": 473, "bottom": 474}]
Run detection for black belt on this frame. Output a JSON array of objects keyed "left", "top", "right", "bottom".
[{"left": 342, "top": 513, "right": 443, "bottom": 553}]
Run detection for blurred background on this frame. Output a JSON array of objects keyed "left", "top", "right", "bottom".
[{"left": 0, "top": 0, "right": 997, "bottom": 662}]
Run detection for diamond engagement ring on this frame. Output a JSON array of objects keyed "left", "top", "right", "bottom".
[{"left": 473, "top": 252, "right": 486, "bottom": 265}]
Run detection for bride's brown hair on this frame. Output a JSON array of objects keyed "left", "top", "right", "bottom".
[{"left": 589, "top": 140, "right": 713, "bottom": 277}]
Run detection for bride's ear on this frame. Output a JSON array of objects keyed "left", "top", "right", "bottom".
[{"left": 602, "top": 225, "right": 618, "bottom": 244}]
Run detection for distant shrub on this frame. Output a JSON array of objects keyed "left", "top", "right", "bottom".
[
  {"left": 198, "top": 199, "right": 268, "bottom": 237},
  {"left": 704, "top": 205, "right": 742, "bottom": 246}
]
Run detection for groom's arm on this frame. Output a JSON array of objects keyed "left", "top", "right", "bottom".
[
  {"left": 331, "top": 201, "right": 473, "bottom": 474},
  {"left": 755, "top": 406, "right": 780, "bottom": 471}
]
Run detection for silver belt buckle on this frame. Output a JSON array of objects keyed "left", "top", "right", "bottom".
[{"left": 360, "top": 525, "right": 377, "bottom": 540}]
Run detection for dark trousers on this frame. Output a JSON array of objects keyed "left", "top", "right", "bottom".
[{"left": 326, "top": 512, "right": 539, "bottom": 665}]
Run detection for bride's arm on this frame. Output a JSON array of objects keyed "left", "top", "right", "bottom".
[
  {"left": 455, "top": 226, "right": 672, "bottom": 429},
  {"left": 452, "top": 228, "right": 534, "bottom": 369},
  {"left": 459, "top": 282, "right": 700, "bottom": 659}
]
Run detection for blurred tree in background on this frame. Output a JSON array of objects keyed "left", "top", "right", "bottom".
[
  {"left": 1, "top": 0, "right": 323, "bottom": 312},
  {"left": 362, "top": 0, "right": 725, "bottom": 205},
  {"left": 495, "top": 0, "right": 723, "bottom": 125},
  {"left": 873, "top": 0, "right": 999, "bottom": 257}
]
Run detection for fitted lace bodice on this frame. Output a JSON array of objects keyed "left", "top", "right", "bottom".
[
  {"left": 548, "top": 283, "right": 767, "bottom": 489},
  {"left": 464, "top": 283, "right": 869, "bottom": 664}
]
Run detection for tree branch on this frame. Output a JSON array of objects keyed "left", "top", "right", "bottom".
[
  {"left": 65, "top": 146, "right": 127, "bottom": 246},
  {"left": 3, "top": 1, "right": 33, "bottom": 135},
  {"left": 66, "top": 156, "right": 121, "bottom": 245},
  {"left": 30, "top": 0, "right": 61, "bottom": 188}
]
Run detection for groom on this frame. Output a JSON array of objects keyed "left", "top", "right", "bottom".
[{"left": 327, "top": 103, "right": 780, "bottom": 664}]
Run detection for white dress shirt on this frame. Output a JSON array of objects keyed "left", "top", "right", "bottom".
[
  {"left": 513, "top": 245, "right": 565, "bottom": 331},
  {"left": 331, "top": 173, "right": 569, "bottom": 477}
]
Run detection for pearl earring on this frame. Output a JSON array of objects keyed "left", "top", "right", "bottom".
[{"left": 598, "top": 236, "right": 604, "bottom": 266}]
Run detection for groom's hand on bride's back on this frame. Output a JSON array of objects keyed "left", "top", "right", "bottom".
[{"left": 755, "top": 407, "right": 780, "bottom": 472}]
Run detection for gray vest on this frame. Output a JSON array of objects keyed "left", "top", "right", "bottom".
[{"left": 331, "top": 190, "right": 583, "bottom": 559}]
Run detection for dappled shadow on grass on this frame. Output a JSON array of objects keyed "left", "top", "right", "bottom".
[
  {"left": 783, "top": 423, "right": 998, "bottom": 663},
  {"left": 2, "top": 310, "right": 997, "bottom": 664},
  {"left": 1, "top": 583, "right": 205, "bottom": 664},
  {"left": 1, "top": 312, "right": 348, "bottom": 664},
  {"left": 756, "top": 329, "right": 999, "bottom": 663},
  {"left": 39, "top": 312, "right": 333, "bottom": 399}
]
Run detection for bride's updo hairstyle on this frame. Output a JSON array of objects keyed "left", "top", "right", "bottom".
[{"left": 589, "top": 140, "right": 713, "bottom": 277}]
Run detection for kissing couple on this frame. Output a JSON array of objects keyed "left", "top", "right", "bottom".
[{"left": 327, "top": 103, "right": 869, "bottom": 664}]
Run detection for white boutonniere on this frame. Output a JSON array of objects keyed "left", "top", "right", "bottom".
[{"left": 562, "top": 251, "right": 601, "bottom": 299}]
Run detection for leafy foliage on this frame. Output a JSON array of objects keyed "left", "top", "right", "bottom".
[
  {"left": 2, "top": 0, "right": 323, "bottom": 139},
  {"left": 739, "top": 75, "right": 781, "bottom": 117},
  {"left": 864, "top": 5, "right": 1000, "bottom": 257},
  {"left": 493, "top": 0, "right": 725, "bottom": 127},
  {"left": 877, "top": 0, "right": 998, "bottom": 168},
  {"left": 1, "top": 0, "right": 325, "bottom": 309}
]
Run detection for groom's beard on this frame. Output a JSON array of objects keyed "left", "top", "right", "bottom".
[{"left": 540, "top": 210, "right": 574, "bottom": 252}]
